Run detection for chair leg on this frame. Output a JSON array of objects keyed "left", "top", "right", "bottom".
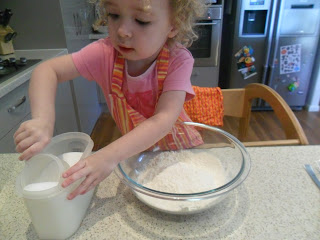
[
  {"left": 238, "top": 116, "right": 250, "bottom": 141},
  {"left": 238, "top": 96, "right": 252, "bottom": 142}
]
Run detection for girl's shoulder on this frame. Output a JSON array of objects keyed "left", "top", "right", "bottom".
[
  {"left": 73, "top": 37, "right": 116, "bottom": 66},
  {"left": 91, "top": 37, "right": 116, "bottom": 55},
  {"left": 169, "top": 43, "right": 194, "bottom": 63},
  {"left": 168, "top": 43, "right": 194, "bottom": 68}
]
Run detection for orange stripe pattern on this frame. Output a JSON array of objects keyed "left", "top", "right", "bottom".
[
  {"left": 184, "top": 86, "right": 224, "bottom": 126},
  {"left": 109, "top": 45, "right": 204, "bottom": 150}
]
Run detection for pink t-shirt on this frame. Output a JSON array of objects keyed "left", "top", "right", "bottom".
[{"left": 72, "top": 38, "right": 195, "bottom": 116}]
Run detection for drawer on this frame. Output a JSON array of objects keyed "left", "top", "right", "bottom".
[
  {"left": 0, "top": 113, "right": 31, "bottom": 153},
  {"left": 0, "top": 81, "right": 30, "bottom": 138}
]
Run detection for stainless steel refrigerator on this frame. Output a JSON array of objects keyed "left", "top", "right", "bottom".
[{"left": 219, "top": 0, "right": 320, "bottom": 109}]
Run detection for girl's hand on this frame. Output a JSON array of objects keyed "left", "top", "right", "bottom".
[
  {"left": 14, "top": 118, "right": 54, "bottom": 160},
  {"left": 61, "top": 151, "right": 117, "bottom": 200}
]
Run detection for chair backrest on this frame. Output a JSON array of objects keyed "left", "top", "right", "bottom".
[{"left": 221, "top": 83, "right": 309, "bottom": 146}]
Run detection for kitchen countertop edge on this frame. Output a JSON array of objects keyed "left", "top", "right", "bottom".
[{"left": 1, "top": 145, "right": 320, "bottom": 240}]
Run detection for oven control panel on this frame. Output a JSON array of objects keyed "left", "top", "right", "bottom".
[
  {"left": 199, "top": 6, "right": 222, "bottom": 20},
  {"left": 205, "top": 0, "right": 218, "bottom": 4}
]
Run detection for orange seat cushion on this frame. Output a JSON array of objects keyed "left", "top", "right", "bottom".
[{"left": 184, "top": 86, "right": 224, "bottom": 126}]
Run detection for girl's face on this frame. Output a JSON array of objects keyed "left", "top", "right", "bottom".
[{"left": 105, "top": 0, "right": 177, "bottom": 62}]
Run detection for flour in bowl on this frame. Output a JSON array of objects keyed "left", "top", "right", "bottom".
[{"left": 135, "top": 149, "right": 227, "bottom": 214}]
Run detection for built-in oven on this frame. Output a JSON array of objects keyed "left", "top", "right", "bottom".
[
  {"left": 187, "top": 3, "right": 223, "bottom": 87},
  {"left": 188, "top": 6, "right": 222, "bottom": 67}
]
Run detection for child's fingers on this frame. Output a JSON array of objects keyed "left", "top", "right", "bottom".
[
  {"left": 67, "top": 175, "right": 96, "bottom": 200},
  {"left": 81, "top": 179, "right": 99, "bottom": 195},
  {"left": 61, "top": 161, "right": 88, "bottom": 188},
  {"left": 14, "top": 129, "right": 29, "bottom": 146},
  {"left": 62, "top": 160, "right": 86, "bottom": 178},
  {"left": 15, "top": 135, "right": 36, "bottom": 153},
  {"left": 19, "top": 142, "right": 44, "bottom": 160},
  {"left": 13, "top": 124, "right": 26, "bottom": 139}
]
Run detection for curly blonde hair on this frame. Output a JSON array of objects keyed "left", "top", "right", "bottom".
[
  {"left": 169, "top": 0, "right": 206, "bottom": 47},
  {"left": 92, "top": 0, "right": 206, "bottom": 47}
]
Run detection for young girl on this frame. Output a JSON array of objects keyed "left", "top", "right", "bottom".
[{"left": 14, "top": 0, "right": 206, "bottom": 200}]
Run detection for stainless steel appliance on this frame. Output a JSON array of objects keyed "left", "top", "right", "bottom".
[
  {"left": 0, "top": 57, "right": 41, "bottom": 83},
  {"left": 187, "top": 1, "right": 223, "bottom": 87},
  {"left": 220, "top": 0, "right": 320, "bottom": 109}
]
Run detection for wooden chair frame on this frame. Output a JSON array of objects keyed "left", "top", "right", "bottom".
[
  {"left": 222, "top": 83, "right": 309, "bottom": 146},
  {"left": 91, "top": 83, "right": 309, "bottom": 150}
]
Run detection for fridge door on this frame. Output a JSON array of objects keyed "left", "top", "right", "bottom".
[
  {"left": 267, "top": 36, "right": 319, "bottom": 108},
  {"left": 266, "top": 0, "right": 320, "bottom": 108},
  {"left": 279, "top": 9, "right": 320, "bottom": 35},
  {"left": 226, "top": 0, "right": 274, "bottom": 89}
]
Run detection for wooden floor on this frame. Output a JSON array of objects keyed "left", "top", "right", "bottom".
[{"left": 90, "top": 110, "right": 320, "bottom": 151}]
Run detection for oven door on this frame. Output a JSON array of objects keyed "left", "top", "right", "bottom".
[{"left": 188, "top": 20, "right": 221, "bottom": 67}]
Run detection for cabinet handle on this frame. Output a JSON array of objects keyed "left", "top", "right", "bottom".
[{"left": 7, "top": 96, "right": 26, "bottom": 113}]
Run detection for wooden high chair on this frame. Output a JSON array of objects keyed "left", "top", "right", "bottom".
[
  {"left": 221, "top": 83, "right": 308, "bottom": 146},
  {"left": 90, "top": 83, "right": 308, "bottom": 151}
]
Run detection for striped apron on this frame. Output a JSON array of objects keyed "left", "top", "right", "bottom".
[{"left": 108, "top": 45, "right": 203, "bottom": 151}]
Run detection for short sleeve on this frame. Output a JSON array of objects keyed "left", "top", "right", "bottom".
[
  {"left": 71, "top": 38, "right": 115, "bottom": 89},
  {"left": 162, "top": 46, "right": 195, "bottom": 101}
]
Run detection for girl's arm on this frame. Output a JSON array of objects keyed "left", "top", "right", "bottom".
[
  {"left": 14, "top": 55, "right": 80, "bottom": 160},
  {"left": 62, "top": 90, "right": 186, "bottom": 200}
]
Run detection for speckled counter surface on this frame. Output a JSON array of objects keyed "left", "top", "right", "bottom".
[
  {"left": 0, "top": 49, "right": 68, "bottom": 99},
  {"left": 1, "top": 146, "right": 320, "bottom": 240}
]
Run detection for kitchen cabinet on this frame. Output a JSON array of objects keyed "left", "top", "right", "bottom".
[
  {"left": 0, "top": 69, "right": 78, "bottom": 153},
  {"left": 0, "top": 48, "right": 79, "bottom": 153},
  {"left": 0, "top": 80, "right": 30, "bottom": 139},
  {"left": 0, "top": 113, "right": 31, "bottom": 153},
  {"left": 0, "top": 80, "right": 30, "bottom": 153}
]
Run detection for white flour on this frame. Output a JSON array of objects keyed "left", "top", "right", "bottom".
[
  {"left": 136, "top": 149, "right": 227, "bottom": 214},
  {"left": 23, "top": 152, "right": 83, "bottom": 192},
  {"left": 23, "top": 182, "right": 59, "bottom": 191},
  {"left": 59, "top": 152, "right": 83, "bottom": 167}
]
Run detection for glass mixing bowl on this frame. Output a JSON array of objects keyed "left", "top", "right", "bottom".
[{"left": 115, "top": 122, "right": 251, "bottom": 215}]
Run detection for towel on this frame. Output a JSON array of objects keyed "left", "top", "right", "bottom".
[{"left": 184, "top": 86, "right": 224, "bottom": 126}]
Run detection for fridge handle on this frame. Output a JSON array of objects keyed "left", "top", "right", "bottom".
[
  {"left": 262, "top": 0, "right": 280, "bottom": 85},
  {"left": 224, "top": 0, "right": 233, "bottom": 15},
  {"left": 268, "top": 0, "right": 285, "bottom": 86}
]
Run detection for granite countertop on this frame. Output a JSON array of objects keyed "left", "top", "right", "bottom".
[
  {"left": 0, "top": 49, "right": 68, "bottom": 99},
  {"left": 1, "top": 146, "right": 320, "bottom": 239}
]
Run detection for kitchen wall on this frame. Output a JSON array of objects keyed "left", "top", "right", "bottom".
[{"left": 0, "top": 0, "right": 66, "bottom": 49}]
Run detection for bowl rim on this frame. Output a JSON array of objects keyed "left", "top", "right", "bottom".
[{"left": 115, "top": 122, "right": 251, "bottom": 201}]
